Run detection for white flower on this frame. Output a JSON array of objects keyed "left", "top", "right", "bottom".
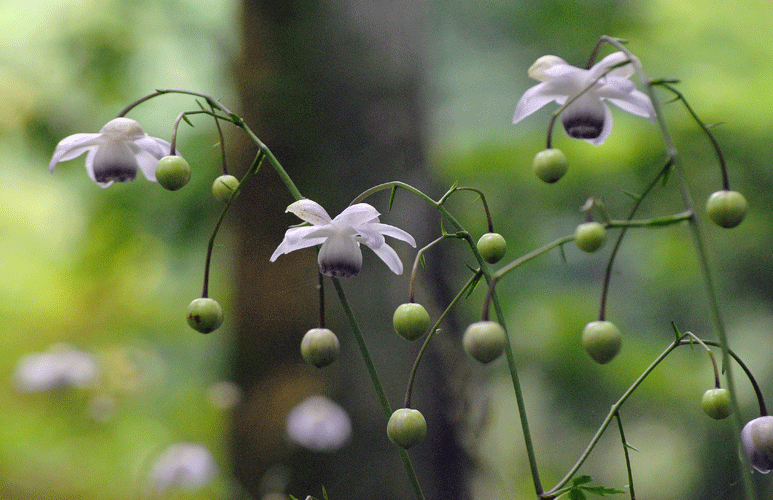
[
  {"left": 149, "top": 442, "right": 217, "bottom": 493},
  {"left": 49, "top": 117, "right": 176, "bottom": 187},
  {"left": 741, "top": 416, "right": 773, "bottom": 473},
  {"left": 513, "top": 52, "right": 655, "bottom": 145},
  {"left": 270, "top": 199, "right": 416, "bottom": 279},
  {"left": 13, "top": 343, "right": 100, "bottom": 393},
  {"left": 286, "top": 395, "right": 352, "bottom": 452}
]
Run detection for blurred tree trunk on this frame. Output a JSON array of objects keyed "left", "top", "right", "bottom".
[{"left": 231, "top": 1, "right": 469, "bottom": 499}]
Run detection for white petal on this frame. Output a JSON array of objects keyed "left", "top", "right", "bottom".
[
  {"left": 334, "top": 203, "right": 381, "bottom": 228},
  {"left": 366, "top": 242, "right": 404, "bottom": 275},
  {"left": 513, "top": 83, "right": 563, "bottom": 124},
  {"left": 318, "top": 235, "right": 362, "bottom": 278},
  {"left": 287, "top": 199, "right": 332, "bottom": 226},
  {"left": 269, "top": 226, "right": 328, "bottom": 262},
  {"left": 590, "top": 52, "right": 634, "bottom": 80},
  {"left": 354, "top": 227, "right": 386, "bottom": 249},
  {"left": 527, "top": 55, "right": 568, "bottom": 81},
  {"left": 588, "top": 104, "right": 614, "bottom": 146},
  {"left": 605, "top": 89, "right": 655, "bottom": 121},
  {"left": 366, "top": 222, "right": 416, "bottom": 247},
  {"left": 48, "top": 133, "right": 102, "bottom": 172},
  {"left": 132, "top": 137, "right": 174, "bottom": 182},
  {"left": 82, "top": 149, "right": 113, "bottom": 187}
]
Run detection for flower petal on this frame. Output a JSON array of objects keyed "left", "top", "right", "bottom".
[
  {"left": 366, "top": 222, "right": 416, "bottom": 247},
  {"left": 132, "top": 137, "right": 175, "bottom": 182},
  {"left": 527, "top": 55, "right": 568, "bottom": 81},
  {"left": 365, "top": 242, "right": 404, "bottom": 275},
  {"left": 605, "top": 89, "right": 655, "bottom": 121},
  {"left": 48, "top": 133, "right": 102, "bottom": 172},
  {"left": 588, "top": 104, "right": 614, "bottom": 146},
  {"left": 513, "top": 83, "right": 563, "bottom": 124},
  {"left": 590, "top": 52, "right": 634, "bottom": 80},
  {"left": 334, "top": 203, "right": 381, "bottom": 228},
  {"left": 287, "top": 200, "right": 333, "bottom": 226},
  {"left": 318, "top": 235, "right": 362, "bottom": 278},
  {"left": 269, "top": 226, "right": 329, "bottom": 262}
]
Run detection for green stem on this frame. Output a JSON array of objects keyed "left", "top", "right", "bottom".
[
  {"left": 330, "top": 278, "right": 425, "bottom": 500},
  {"left": 352, "top": 180, "right": 546, "bottom": 496},
  {"left": 544, "top": 337, "right": 682, "bottom": 496},
  {"left": 614, "top": 412, "right": 636, "bottom": 500},
  {"left": 404, "top": 271, "right": 481, "bottom": 408},
  {"left": 602, "top": 36, "right": 753, "bottom": 499}
]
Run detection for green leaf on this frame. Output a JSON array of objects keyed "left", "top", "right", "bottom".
[
  {"left": 568, "top": 488, "right": 587, "bottom": 500},
  {"left": 419, "top": 254, "right": 426, "bottom": 269},
  {"left": 388, "top": 187, "right": 397, "bottom": 211},
  {"left": 581, "top": 485, "right": 625, "bottom": 496},
  {"left": 572, "top": 475, "right": 594, "bottom": 486}
]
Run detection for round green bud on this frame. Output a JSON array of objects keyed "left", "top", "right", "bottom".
[
  {"left": 574, "top": 222, "right": 606, "bottom": 253},
  {"left": 477, "top": 233, "right": 507, "bottom": 264},
  {"left": 393, "top": 303, "right": 431, "bottom": 341},
  {"left": 581, "top": 320, "right": 622, "bottom": 364},
  {"left": 463, "top": 321, "right": 507, "bottom": 364},
  {"left": 701, "top": 388, "right": 732, "bottom": 420},
  {"left": 212, "top": 174, "right": 240, "bottom": 202},
  {"left": 532, "top": 148, "right": 568, "bottom": 183},
  {"left": 387, "top": 408, "right": 427, "bottom": 449},
  {"left": 155, "top": 155, "right": 191, "bottom": 191},
  {"left": 706, "top": 190, "right": 748, "bottom": 229},
  {"left": 186, "top": 297, "right": 224, "bottom": 334},
  {"left": 300, "top": 328, "right": 340, "bottom": 368}
]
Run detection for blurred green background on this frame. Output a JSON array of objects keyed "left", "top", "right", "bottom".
[{"left": 2, "top": 0, "right": 772, "bottom": 499}]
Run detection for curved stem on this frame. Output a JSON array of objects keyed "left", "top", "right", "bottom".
[
  {"left": 331, "top": 278, "right": 425, "bottom": 500},
  {"left": 545, "top": 337, "right": 682, "bottom": 496},
  {"left": 200, "top": 150, "right": 265, "bottom": 297},
  {"left": 404, "top": 271, "right": 481, "bottom": 408}
]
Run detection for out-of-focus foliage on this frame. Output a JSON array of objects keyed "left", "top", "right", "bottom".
[
  {"left": 3, "top": 0, "right": 773, "bottom": 499},
  {"left": 429, "top": 1, "right": 773, "bottom": 499},
  {"left": 0, "top": 0, "right": 240, "bottom": 498}
]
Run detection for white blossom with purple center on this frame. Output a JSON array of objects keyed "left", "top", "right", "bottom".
[
  {"left": 741, "top": 416, "right": 773, "bottom": 473},
  {"left": 270, "top": 199, "right": 416, "bottom": 279},
  {"left": 513, "top": 51, "right": 655, "bottom": 145},
  {"left": 49, "top": 117, "right": 177, "bottom": 187}
]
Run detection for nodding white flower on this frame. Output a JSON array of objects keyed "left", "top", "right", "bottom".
[
  {"left": 741, "top": 416, "right": 773, "bottom": 473},
  {"left": 513, "top": 52, "right": 655, "bottom": 145},
  {"left": 286, "top": 395, "right": 352, "bottom": 452},
  {"left": 49, "top": 117, "right": 176, "bottom": 187},
  {"left": 149, "top": 443, "right": 217, "bottom": 493},
  {"left": 270, "top": 199, "right": 416, "bottom": 279}
]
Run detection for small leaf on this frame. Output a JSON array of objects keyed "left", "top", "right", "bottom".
[
  {"left": 572, "top": 475, "right": 594, "bottom": 486},
  {"left": 419, "top": 254, "right": 426, "bottom": 269},
  {"left": 581, "top": 485, "right": 625, "bottom": 496},
  {"left": 322, "top": 485, "right": 329, "bottom": 500},
  {"left": 620, "top": 189, "right": 641, "bottom": 201},
  {"left": 568, "top": 488, "right": 587, "bottom": 500},
  {"left": 182, "top": 114, "right": 196, "bottom": 127},
  {"left": 466, "top": 273, "right": 484, "bottom": 297},
  {"left": 388, "top": 187, "right": 397, "bottom": 211},
  {"left": 624, "top": 442, "right": 640, "bottom": 452}
]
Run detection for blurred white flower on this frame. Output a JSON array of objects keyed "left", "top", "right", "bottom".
[
  {"left": 149, "top": 442, "right": 217, "bottom": 493},
  {"left": 286, "top": 395, "right": 352, "bottom": 452},
  {"left": 741, "top": 416, "right": 773, "bottom": 473},
  {"left": 49, "top": 117, "right": 177, "bottom": 187},
  {"left": 513, "top": 52, "right": 655, "bottom": 145},
  {"left": 270, "top": 199, "right": 416, "bottom": 279},
  {"left": 14, "top": 344, "right": 99, "bottom": 392}
]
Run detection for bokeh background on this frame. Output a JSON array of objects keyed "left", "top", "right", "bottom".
[{"left": 2, "top": 0, "right": 773, "bottom": 499}]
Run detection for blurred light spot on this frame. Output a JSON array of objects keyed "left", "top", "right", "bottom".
[
  {"left": 285, "top": 395, "right": 351, "bottom": 452},
  {"left": 149, "top": 442, "right": 217, "bottom": 493},
  {"left": 207, "top": 380, "right": 242, "bottom": 409},
  {"left": 13, "top": 343, "right": 99, "bottom": 392}
]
